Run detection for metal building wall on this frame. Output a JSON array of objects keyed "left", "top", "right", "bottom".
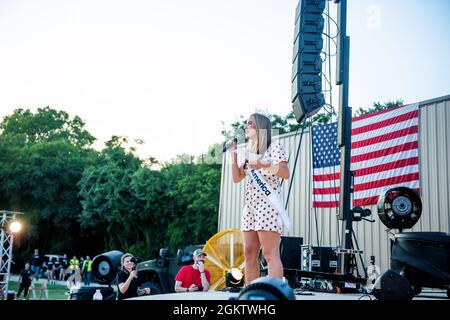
[{"left": 217, "top": 94, "right": 450, "bottom": 273}]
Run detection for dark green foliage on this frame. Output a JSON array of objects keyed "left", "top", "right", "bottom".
[
  {"left": 354, "top": 99, "right": 404, "bottom": 116},
  {"left": 0, "top": 107, "right": 98, "bottom": 265},
  {"left": 164, "top": 163, "right": 221, "bottom": 252},
  {"left": 0, "top": 106, "right": 95, "bottom": 147},
  {"left": 0, "top": 106, "right": 222, "bottom": 264}
]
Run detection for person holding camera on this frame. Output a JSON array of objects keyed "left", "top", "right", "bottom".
[
  {"left": 116, "top": 253, "right": 151, "bottom": 300},
  {"left": 174, "top": 249, "right": 210, "bottom": 293}
]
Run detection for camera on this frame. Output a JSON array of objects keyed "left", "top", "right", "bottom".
[{"left": 130, "top": 257, "right": 138, "bottom": 271}]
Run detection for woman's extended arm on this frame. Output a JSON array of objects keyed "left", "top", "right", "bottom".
[
  {"left": 230, "top": 143, "right": 246, "bottom": 183},
  {"left": 118, "top": 270, "right": 137, "bottom": 294}
]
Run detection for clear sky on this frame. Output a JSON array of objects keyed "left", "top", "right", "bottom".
[{"left": 1, "top": 0, "right": 449, "bottom": 162}]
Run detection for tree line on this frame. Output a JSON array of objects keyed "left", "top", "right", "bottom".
[{"left": 0, "top": 107, "right": 222, "bottom": 267}]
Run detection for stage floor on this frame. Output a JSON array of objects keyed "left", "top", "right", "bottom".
[{"left": 130, "top": 289, "right": 448, "bottom": 300}]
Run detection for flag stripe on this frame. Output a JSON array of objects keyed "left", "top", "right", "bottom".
[
  {"left": 312, "top": 200, "right": 339, "bottom": 208},
  {"left": 313, "top": 165, "right": 340, "bottom": 176},
  {"left": 352, "top": 103, "right": 417, "bottom": 126},
  {"left": 311, "top": 194, "right": 340, "bottom": 202},
  {"left": 314, "top": 162, "right": 419, "bottom": 188},
  {"left": 353, "top": 181, "right": 420, "bottom": 200},
  {"left": 314, "top": 150, "right": 419, "bottom": 176},
  {"left": 351, "top": 126, "right": 418, "bottom": 149},
  {"left": 313, "top": 172, "right": 340, "bottom": 182},
  {"left": 312, "top": 180, "right": 420, "bottom": 202},
  {"left": 313, "top": 180, "right": 340, "bottom": 189},
  {"left": 313, "top": 153, "right": 419, "bottom": 176},
  {"left": 353, "top": 196, "right": 379, "bottom": 206},
  {"left": 354, "top": 157, "right": 419, "bottom": 177},
  {"left": 313, "top": 170, "right": 419, "bottom": 193},
  {"left": 351, "top": 149, "right": 418, "bottom": 171},
  {"left": 353, "top": 188, "right": 420, "bottom": 206},
  {"left": 351, "top": 133, "right": 418, "bottom": 156},
  {"left": 313, "top": 186, "right": 340, "bottom": 195},
  {"left": 355, "top": 165, "right": 419, "bottom": 186},
  {"left": 351, "top": 141, "right": 418, "bottom": 163},
  {"left": 354, "top": 172, "right": 419, "bottom": 192},
  {"left": 352, "top": 110, "right": 418, "bottom": 136},
  {"left": 352, "top": 118, "right": 418, "bottom": 143}
]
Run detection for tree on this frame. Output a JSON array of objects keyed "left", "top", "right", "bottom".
[
  {"left": 0, "top": 106, "right": 95, "bottom": 147},
  {"left": 354, "top": 99, "right": 404, "bottom": 116},
  {"left": 165, "top": 163, "right": 221, "bottom": 251},
  {"left": 130, "top": 166, "right": 173, "bottom": 257},
  {"left": 78, "top": 139, "right": 222, "bottom": 258},
  {"left": 0, "top": 106, "right": 223, "bottom": 264},
  {"left": 78, "top": 136, "right": 144, "bottom": 254},
  {"left": 0, "top": 107, "right": 98, "bottom": 260}
]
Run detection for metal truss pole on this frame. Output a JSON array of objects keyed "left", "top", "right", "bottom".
[{"left": 0, "top": 211, "right": 24, "bottom": 300}]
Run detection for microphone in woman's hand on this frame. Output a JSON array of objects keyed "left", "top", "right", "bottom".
[{"left": 222, "top": 134, "right": 242, "bottom": 153}]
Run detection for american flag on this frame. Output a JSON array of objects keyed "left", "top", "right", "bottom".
[{"left": 312, "top": 103, "right": 420, "bottom": 208}]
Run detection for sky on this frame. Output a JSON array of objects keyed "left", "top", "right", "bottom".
[{"left": 1, "top": 0, "right": 449, "bottom": 162}]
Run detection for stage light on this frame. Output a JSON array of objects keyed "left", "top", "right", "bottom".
[
  {"left": 225, "top": 268, "right": 244, "bottom": 292},
  {"left": 237, "top": 277, "right": 296, "bottom": 300},
  {"left": 8, "top": 220, "right": 22, "bottom": 234}
]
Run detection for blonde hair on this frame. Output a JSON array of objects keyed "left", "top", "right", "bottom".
[
  {"left": 247, "top": 113, "right": 272, "bottom": 155},
  {"left": 121, "top": 253, "right": 134, "bottom": 266}
]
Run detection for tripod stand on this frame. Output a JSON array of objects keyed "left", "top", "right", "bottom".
[{"left": 334, "top": 169, "right": 374, "bottom": 290}]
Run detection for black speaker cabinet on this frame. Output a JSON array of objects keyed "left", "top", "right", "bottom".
[
  {"left": 280, "top": 236, "right": 303, "bottom": 269},
  {"left": 91, "top": 250, "right": 124, "bottom": 285},
  {"left": 301, "top": 245, "right": 338, "bottom": 274},
  {"left": 391, "top": 232, "right": 450, "bottom": 291},
  {"left": 371, "top": 269, "right": 414, "bottom": 300}
]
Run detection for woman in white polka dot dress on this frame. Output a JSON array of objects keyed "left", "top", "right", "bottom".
[{"left": 229, "top": 113, "right": 290, "bottom": 284}]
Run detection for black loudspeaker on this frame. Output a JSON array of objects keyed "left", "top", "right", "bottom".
[
  {"left": 291, "top": 0, "right": 326, "bottom": 123},
  {"left": 280, "top": 236, "right": 303, "bottom": 269},
  {"left": 91, "top": 250, "right": 124, "bottom": 285},
  {"left": 371, "top": 269, "right": 414, "bottom": 300}
]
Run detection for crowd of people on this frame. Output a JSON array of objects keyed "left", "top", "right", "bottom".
[
  {"left": 16, "top": 249, "right": 94, "bottom": 299},
  {"left": 16, "top": 248, "right": 213, "bottom": 300},
  {"left": 116, "top": 249, "right": 210, "bottom": 300}
]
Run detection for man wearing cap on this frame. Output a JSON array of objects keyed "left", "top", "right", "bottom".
[{"left": 174, "top": 248, "right": 210, "bottom": 292}]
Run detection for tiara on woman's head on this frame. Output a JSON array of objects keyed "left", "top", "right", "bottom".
[{"left": 254, "top": 108, "right": 272, "bottom": 119}]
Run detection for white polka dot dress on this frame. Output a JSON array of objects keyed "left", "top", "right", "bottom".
[{"left": 241, "top": 142, "right": 288, "bottom": 234}]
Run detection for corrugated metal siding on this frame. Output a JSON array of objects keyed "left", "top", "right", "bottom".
[
  {"left": 417, "top": 97, "right": 450, "bottom": 233},
  {"left": 218, "top": 95, "right": 450, "bottom": 273}
]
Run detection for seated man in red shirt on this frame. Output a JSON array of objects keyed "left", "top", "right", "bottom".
[{"left": 174, "top": 248, "right": 211, "bottom": 292}]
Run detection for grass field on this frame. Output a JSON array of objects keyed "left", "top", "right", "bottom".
[{"left": 8, "top": 280, "right": 71, "bottom": 300}]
